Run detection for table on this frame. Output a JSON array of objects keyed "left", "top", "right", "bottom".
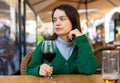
[{"left": 0, "top": 74, "right": 119, "bottom": 83}]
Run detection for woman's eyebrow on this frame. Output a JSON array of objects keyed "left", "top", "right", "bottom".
[
  {"left": 53, "top": 15, "right": 67, "bottom": 18},
  {"left": 60, "top": 16, "right": 67, "bottom": 18}
]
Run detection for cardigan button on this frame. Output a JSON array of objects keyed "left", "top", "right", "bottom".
[{"left": 65, "top": 62, "right": 68, "bottom": 66}]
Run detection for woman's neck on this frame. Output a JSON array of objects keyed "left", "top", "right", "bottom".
[{"left": 59, "top": 35, "right": 70, "bottom": 42}]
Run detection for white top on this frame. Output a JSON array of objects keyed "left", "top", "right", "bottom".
[{"left": 55, "top": 37, "right": 75, "bottom": 60}]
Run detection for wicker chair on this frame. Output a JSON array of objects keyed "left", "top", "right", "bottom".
[
  {"left": 20, "top": 52, "right": 33, "bottom": 75},
  {"left": 94, "top": 46, "right": 116, "bottom": 73}
]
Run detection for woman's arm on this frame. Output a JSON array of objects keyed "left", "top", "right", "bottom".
[
  {"left": 26, "top": 42, "right": 43, "bottom": 76},
  {"left": 74, "top": 35, "right": 98, "bottom": 74},
  {"left": 27, "top": 42, "right": 53, "bottom": 76}
]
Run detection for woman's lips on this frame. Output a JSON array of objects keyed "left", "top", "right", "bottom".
[{"left": 55, "top": 28, "right": 62, "bottom": 31}]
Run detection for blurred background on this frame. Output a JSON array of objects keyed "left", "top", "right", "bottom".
[{"left": 0, "top": 0, "right": 120, "bottom": 75}]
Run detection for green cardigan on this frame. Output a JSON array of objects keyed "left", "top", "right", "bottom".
[{"left": 27, "top": 35, "right": 98, "bottom": 76}]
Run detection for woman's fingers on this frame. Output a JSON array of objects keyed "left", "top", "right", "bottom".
[
  {"left": 39, "top": 63, "right": 53, "bottom": 76},
  {"left": 68, "top": 29, "right": 81, "bottom": 40},
  {"left": 40, "top": 67, "right": 48, "bottom": 76}
]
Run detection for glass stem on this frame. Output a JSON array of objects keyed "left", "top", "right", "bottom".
[{"left": 48, "top": 63, "right": 51, "bottom": 66}]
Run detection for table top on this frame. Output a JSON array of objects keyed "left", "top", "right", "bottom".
[{"left": 0, "top": 74, "right": 119, "bottom": 83}]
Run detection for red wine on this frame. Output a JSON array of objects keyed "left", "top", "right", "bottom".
[{"left": 42, "top": 53, "right": 56, "bottom": 62}]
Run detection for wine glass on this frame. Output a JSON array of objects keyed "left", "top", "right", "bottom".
[
  {"left": 41, "top": 40, "right": 56, "bottom": 79},
  {"left": 102, "top": 50, "right": 119, "bottom": 83}
]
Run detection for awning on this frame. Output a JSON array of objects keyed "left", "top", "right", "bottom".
[{"left": 27, "top": 0, "right": 120, "bottom": 22}]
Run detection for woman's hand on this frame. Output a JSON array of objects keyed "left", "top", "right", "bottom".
[
  {"left": 68, "top": 29, "right": 82, "bottom": 40},
  {"left": 39, "top": 63, "right": 53, "bottom": 76}
]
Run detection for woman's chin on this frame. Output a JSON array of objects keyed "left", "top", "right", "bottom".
[{"left": 55, "top": 32, "right": 63, "bottom": 35}]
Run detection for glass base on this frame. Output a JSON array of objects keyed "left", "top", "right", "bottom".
[{"left": 44, "top": 75, "right": 53, "bottom": 79}]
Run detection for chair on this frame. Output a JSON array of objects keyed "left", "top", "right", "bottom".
[
  {"left": 92, "top": 41, "right": 104, "bottom": 50},
  {"left": 94, "top": 46, "right": 116, "bottom": 73},
  {"left": 20, "top": 52, "right": 33, "bottom": 75}
]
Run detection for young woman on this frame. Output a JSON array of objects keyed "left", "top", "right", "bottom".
[{"left": 27, "top": 4, "right": 98, "bottom": 77}]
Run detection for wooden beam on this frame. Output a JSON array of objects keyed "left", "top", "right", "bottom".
[{"left": 33, "top": 0, "right": 57, "bottom": 13}]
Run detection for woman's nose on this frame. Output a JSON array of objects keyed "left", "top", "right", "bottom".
[{"left": 55, "top": 20, "right": 61, "bottom": 26}]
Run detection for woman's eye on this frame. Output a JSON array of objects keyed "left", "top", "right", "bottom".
[{"left": 61, "top": 18, "right": 66, "bottom": 21}]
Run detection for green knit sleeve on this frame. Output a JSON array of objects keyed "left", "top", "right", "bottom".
[
  {"left": 26, "top": 42, "right": 43, "bottom": 76},
  {"left": 74, "top": 35, "right": 98, "bottom": 74}
]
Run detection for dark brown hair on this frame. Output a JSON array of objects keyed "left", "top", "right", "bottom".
[{"left": 50, "top": 4, "right": 81, "bottom": 40}]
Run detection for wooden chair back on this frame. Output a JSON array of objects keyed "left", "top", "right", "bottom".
[
  {"left": 20, "top": 52, "right": 33, "bottom": 75},
  {"left": 94, "top": 46, "right": 116, "bottom": 73}
]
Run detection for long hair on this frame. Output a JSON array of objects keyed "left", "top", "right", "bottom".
[{"left": 50, "top": 4, "right": 81, "bottom": 40}]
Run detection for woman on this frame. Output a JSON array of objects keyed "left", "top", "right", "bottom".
[{"left": 27, "top": 4, "right": 98, "bottom": 77}]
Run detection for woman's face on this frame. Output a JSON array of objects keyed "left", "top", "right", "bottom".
[{"left": 53, "top": 9, "right": 72, "bottom": 36}]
